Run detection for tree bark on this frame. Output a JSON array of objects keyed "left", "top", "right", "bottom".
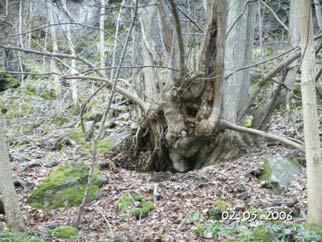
[
  {"left": 0, "top": 125, "right": 26, "bottom": 232},
  {"left": 61, "top": 0, "right": 79, "bottom": 107},
  {"left": 299, "top": 0, "right": 322, "bottom": 227},
  {"left": 314, "top": 0, "right": 322, "bottom": 32},
  {"left": 139, "top": 2, "right": 159, "bottom": 100},
  {"left": 47, "top": 0, "right": 62, "bottom": 113},
  {"left": 223, "top": 0, "right": 256, "bottom": 123},
  {"left": 99, "top": 0, "right": 106, "bottom": 77}
]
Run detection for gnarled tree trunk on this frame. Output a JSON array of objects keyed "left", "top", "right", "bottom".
[{"left": 119, "top": 0, "right": 257, "bottom": 172}]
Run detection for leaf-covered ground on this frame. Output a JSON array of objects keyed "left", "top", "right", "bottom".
[{"left": 0, "top": 85, "right": 314, "bottom": 241}]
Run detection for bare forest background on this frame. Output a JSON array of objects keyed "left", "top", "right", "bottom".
[{"left": 0, "top": 0, "right": 322, "bottom": 241}]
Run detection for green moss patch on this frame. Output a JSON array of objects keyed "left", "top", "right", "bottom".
[
  {"left": 28, "top": 164, "right": 107, "bottom": 210},
  {"left": 67, "top": 126, "right": 113, "bottom": 154},
  {"left": 67, "top": 127, "right": 85, "bottom": 144},
  {"left": 48, "top": 226, "right": 77, "bottom": 239},
  {"left": 52, "top": 115, "right": 70, "bottom": 126},
  {"left": 132, "top": 201, "right": 155, "bottom": 219},
  {"left": 261, "top": 159, "right": 273, "bottom": 180},
  {"left": 0, "top": 233, "right": 41, "bottom": 242},
  {"left": 253, "top": 225, "right": 275, "bottom": 242},
  {"left": 80, "top": 139, "right": 113, "bottom": 154},
  {"left": 116, "top": 192, "right": 154, "bottom": 220}
]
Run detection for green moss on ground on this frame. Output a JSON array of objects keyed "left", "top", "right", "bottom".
[
  {"left": 215, "top": 200, "right": 228, "bottom": 212},
  {"left": 67, "top": 127, "right": 85, "bottom": 144},
  {"left": 67, "top": 126, "right": 113, "bottom": 154},
  {"left": 260, "top": 159, "right": 273, "bottom": 180},
  {"left": 132, "top": 201, "right": 155, "bottom": 219},
  {"left": 5, "top": 103, "right": 34, "bottom": 120},
  {"left": 252, "top": 225, "right": 275, "bottom": 242},
  {"left": 117, "top": 192, "right": 142, "bottom": 213},
  {"left": 48, "top": 226, "right": 77, "bottom": 239},
  {"left": 7, "top": 74, "right": 20, "bottom": 87},
  {"left": 40, "top": 89, "right": 56, "bottom": 100},
  {"left": 191, "top": 214, "right": 322, "bottom": 242},
  {"left": 80, "top": 139, "right": 113, "bottom": 154},
  {"left": 52, "top": 115, "right": 70, "bottom": 126},
  {"left": 0, "top": 233, "right": 41, "bottom": 242},
  {"left": 28, "top": 164, "right": 107, "bottom": 209},
  {"left": 116, "top": 192, "right": 154, "bottom": 220}
]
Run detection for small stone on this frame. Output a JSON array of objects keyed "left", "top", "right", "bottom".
[
  {"left": 236, "top": 184, "right": 246, "bottom": 193},
  {"left": 250, "top": 167, "right": 264, "bottom": 178}
]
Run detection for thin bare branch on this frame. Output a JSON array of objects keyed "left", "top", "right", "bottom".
[
  {"left": 63, "top": 75, "right": 147, "bottom": 112},
  {"left": 219, "top": 120, "right": 305, "bottom": 151},
  {"left": 260, "top": 0, "right": 288, "bottom": 32}
]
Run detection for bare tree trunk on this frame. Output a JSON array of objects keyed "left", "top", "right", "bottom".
[
  {"left": 0, "top": 125, "right": 26, "bottom": 232},
  {"left": 18, "top": 0, "right": 24, "bottom": 87},
  {"left": 99, "top": 0, "right": 106, "bottom": 77},
  {"left": 47, "top": 0, "right": 62, "bottom": 113},
  {"left": 314, "top": 0, "right": 322, "bottom": 32},
  {"left": 61, "top": 0, "right": 79, "bottom": 107},
  {"left": 139, "top": 3, "right": 159, "bottom": 100},
  {"left": 223, "top": 0, "right": 256, "bottom": 123},
  {"left": 299, "top": 0, "right": 322, "bottom": 227}
]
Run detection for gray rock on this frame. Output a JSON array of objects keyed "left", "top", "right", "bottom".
[{"left": 260, "top": 156, "right": 302, "bottom": 187}]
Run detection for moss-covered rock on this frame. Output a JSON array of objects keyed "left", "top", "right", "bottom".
[
  {"left": 28, "top": 164, "right": 107, "bottom": 210},
  {"left": 116, "top": 192, "right": 154, "bottom": 220},
  {"left": 48, "top": 226, "right": 77, "bottom": 240},
  {"left": 261, "top": 156, "right": 302, "bottom": 187}
]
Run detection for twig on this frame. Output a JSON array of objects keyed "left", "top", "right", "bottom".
[
  {"left": 260, "top": 0, "right": 288, "bottom": 32},
  {"left": 225, "top": 0, "right": 258, "bottom": 39},
  {"left": 0, "top": 22, "right": 118, "bottom": 42},
  {"left": 80, "top": 65, "right": 179, "bottom": 75},
  {"left": 176, "top": 6, "right": 203, "bottom": 32},
  {"left": 98, "top": 208, "right": 114, "bottom": 236},
  {"left": 74, "top": 0, "right": 139, "bottom": 227}
]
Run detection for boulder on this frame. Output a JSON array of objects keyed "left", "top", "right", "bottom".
[
  {"left": 260, "top": 156, "right": 302, "bottom": 187},
  {"left": 28, "top": 164, "right": 107, "bottom": 210}
]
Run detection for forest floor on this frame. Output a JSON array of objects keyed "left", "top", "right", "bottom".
[{"left": 0, "top": 85, "right": 318, "bottom": 241}]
